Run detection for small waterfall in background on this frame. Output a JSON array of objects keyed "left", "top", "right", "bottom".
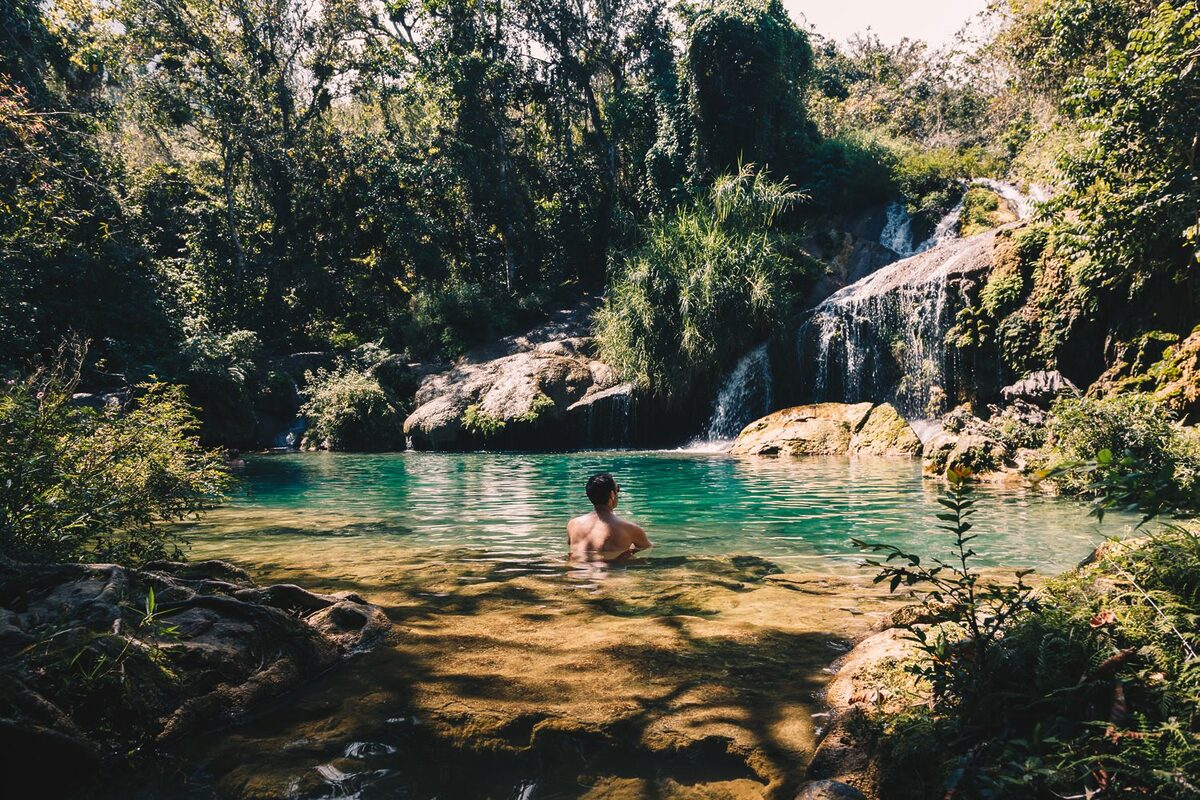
[
  {"left": 705, "top": 344, "right": 774, "bottom": 442},
  {"left": 916, "top": 195, "right": 967, "bottom": 254},
  {"left": 879, "top": 202, "right": 917, "bottom": 257}
]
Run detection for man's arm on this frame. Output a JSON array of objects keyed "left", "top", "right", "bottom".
[{"left": 628, "top": 524, "right": 652, "bottom": 552}]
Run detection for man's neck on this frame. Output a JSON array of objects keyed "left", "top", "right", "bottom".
[{"left": 593, "top": 505, "right": 615, "bottom": 517}]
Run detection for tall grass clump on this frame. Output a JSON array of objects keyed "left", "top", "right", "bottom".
[{"left": 596, "top": 165, "right": 813, "bottom": 397}]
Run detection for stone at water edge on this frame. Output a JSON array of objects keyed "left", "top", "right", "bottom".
[
  {"left": 0, "top": 559, "right": 395, "bottom": 793},
  {"left": 795, "top": 779, "right": 868, "bottom": 800},
  {"left": 729, "top": 402, "right": 921, "bottom": 457},
  {"left": 1001, "top": 369, "right": 1079, "bottom": 409},
  {"left": 849, "top": 403, "right": 923, "bottom": 457}
]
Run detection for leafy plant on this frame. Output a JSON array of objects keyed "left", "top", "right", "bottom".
[
  {"left": 0, "top": 341, "right": 233, "bottom": 565},
  {"left": 855, "top": 467, "right": 1038, "bottom": 704},
  {"left": 461, "top": 403, "right": 507, "bottom": 437},
  {"left": 299, "top": 365, "right": 405, "bottom": 452}
]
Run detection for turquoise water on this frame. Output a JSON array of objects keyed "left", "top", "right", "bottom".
[{"left": 186, "top": 451, "right": 1130, "bottom": 574}]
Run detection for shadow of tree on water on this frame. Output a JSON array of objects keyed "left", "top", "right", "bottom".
[{"left": 98, "top": 554, "right": 859, "bottom": 800}]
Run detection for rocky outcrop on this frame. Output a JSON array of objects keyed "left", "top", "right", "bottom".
[
  {"left": 729, "top": 403, "right": 921, "bottom": 457},
  {"left": 795, "top": 228, "right": 1009, "bottom": 418},
  {"left": 802, "top": 610, "right": 935, "bottom": 800},
  {"left": 1001, "top": 369, "right": 1079, "bottom": 408},
  {"left": 404, "top": 300, "right": 637, "bottom": 450},
  {"left": 0, "top": 559, "right": 392, "bottom": 794},
  {"left": 921, "top": 405, "right": 1037, "bottom": 482}
]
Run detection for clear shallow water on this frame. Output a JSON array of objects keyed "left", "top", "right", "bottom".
[{"left": 185, "top": 451, "right": 1131, "bottom": 574}]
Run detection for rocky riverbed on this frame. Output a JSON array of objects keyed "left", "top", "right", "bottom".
[{"left": 0, "top": 559, "right": 394, "bottom": 797}]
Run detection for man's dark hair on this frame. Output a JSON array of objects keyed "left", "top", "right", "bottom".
[{"left": 586, "top": 472, "right": 617, "bottom": 506}]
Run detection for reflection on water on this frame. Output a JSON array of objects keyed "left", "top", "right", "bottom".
[{"left": 185, "top": 451, "right": 1132, "bottom": 575}]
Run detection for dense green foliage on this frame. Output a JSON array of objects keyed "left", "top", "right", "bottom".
[
  {"left": 596, "top": 167, "right": 811, "bottom": 395},
  {"left": 1043, "top": 394, "right": 1200, "bottom": 498},
  {"left": 300, "top": 364, "right": 406, "bottom": 452},
  {"left": 0, "top": 344, "right": 231, "bottom": 564},
  {"left": 861, "top": 468, "right": 1200, "bottom": 799}
]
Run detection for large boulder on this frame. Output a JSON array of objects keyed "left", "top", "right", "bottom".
[
  {"left": 0, "top": 559, "right": 393, "bottom": 793},
  {"left": 729, "top": 403, "right": 920, "bottom": 457},
  {"left": 404, "top": 300, "right": 628, "bottom": 449},
  {"left": 850, "top": 403, "right": 923, "bottom": 456}
]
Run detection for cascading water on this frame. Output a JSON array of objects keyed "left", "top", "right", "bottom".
[
  {"left": 879, "top": 202, "right": 917, "bottom": 257},
  {"left": 906, "top": 178, "right": 1045, "bottom": 255},
  {"left": 796, "top": 231, "right": 999, "bottom": 418},
  {"left": 705, "top": 343, "right": 774, "bottom": 441}
]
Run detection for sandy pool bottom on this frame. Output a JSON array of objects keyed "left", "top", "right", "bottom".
[{"left": 128, "top": 544, "right": 908, "bottom": 800}]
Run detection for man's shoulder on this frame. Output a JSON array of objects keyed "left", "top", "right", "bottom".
[{"left": 567, "top": 512, "right": 595, "bottom": 531}]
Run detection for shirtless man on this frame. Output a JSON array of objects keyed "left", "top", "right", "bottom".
[{"left": 567, "top": 472, "right": 653, "bottom": 562}]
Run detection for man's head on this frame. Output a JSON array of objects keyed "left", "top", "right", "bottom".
[{"left": 586, "top": 472, "right": 619, "bottom": 509}]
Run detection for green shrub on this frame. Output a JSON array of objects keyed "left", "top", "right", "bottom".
[
  {"left": 979, "top": 269, "right": 1025, "bottom": 318},
  {"left": 862, "top": 466, "right": 1200, "bottom": 799},
  {"left": 514, "top": 392, "right": 556, "bottom": 424},
  {"left": 596, "top": 165, "right": 812, "bottom": 396},
  {"left": 1042, "top": 393, "right": 1200, "bottom": 504},
  {"left": 959, "top": 187, "right": 1002, "bottom": 236},
  {"left": 0, "top": 343, "right": 232, "bottom": 565},
  {"left": 300, "top": 366, "right": 405, "bottom": 451}
]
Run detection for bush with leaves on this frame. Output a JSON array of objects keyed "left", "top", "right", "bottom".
[
  {"left": 858, "top": 463, "right": 1200, "bottom": 798},
  {"left": 1039, "top": 393, "right": 1200, "bottom": 506},
  {"left": 299, "top": 365, "right": 406, "bottom": 452},
  {"left": 0, "top": 343, "right": 232, "bottom": 565}
]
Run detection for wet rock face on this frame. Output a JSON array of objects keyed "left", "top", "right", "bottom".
[
  {"left": 0, "top": 559, "right": 392, "bottom": 794},
  {"left": 1001, "top": 369, "right": 1079, "bottom": 409},
  {"left": 795, "top": 778, "right": 868, "bottom": 800},
  {"left": 729, "top": 403, "right": 921, "bottom": 457},
  {"left": 796, "top": 229, "right": 1006, "bottom": 418}
]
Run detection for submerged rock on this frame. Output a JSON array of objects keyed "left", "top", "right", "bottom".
[
  {"left": 729, "top": 403, "right": 921, "bottom": 457},
  {"left": 0, "top": 559, "right": 393, "bottom": 792},
  {"left": 795, "top": 778, "right": 868, "bottom": 800}
]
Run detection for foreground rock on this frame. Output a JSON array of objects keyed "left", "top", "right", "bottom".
[
  {"left": 802, "top": 612, "right": 929, "bottom": 799},
  {"left": 404, "top": 300, "right": 636, "bottom": 449},
  {"left": 921, "top": 405, "right": 1038, "bottom": 482},
  {"left": 730, "top": 402, "right": 922, "bottom": 457},
  {"left": 0, "top": 559, "right": 393, "bottom": 794}
]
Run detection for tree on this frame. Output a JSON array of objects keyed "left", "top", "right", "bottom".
[
  {"left": 682, "top": 0, "right": 815, "bottom": 181},
  {"left": 1052, "top": 1, "right": 1200, "bottom": 301}
]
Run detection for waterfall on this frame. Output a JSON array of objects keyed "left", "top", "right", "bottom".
[
  {"left": 879, "top": 202, "right": 916, "bottom": 257},
  {"left": 913, "top": 178, "right": 1044, "bottom": 254},
  {"left": 705, "top": 343, "right": 774, "bottom": 440},
  {"left": 796, "top": 232, "right": 997, "bottom": 418},
  {"left": 916, "top": 195, "right": 966, "bottom": 254}
]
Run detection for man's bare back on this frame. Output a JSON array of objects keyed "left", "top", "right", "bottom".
[{"left": 568, "top": 473, "right": 652, "bottom": 562}]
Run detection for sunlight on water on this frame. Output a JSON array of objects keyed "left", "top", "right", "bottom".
[{"left": 185, "top": 451, "right": 1134, "bottom": 575}]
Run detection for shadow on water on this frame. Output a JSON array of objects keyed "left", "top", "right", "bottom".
[{"left": 96, "top": 551, "right": 857, "bottom": 800}]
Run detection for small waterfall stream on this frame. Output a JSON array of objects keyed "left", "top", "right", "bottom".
[
  {"left": 879, "top": 202, "right": 917, "bottom": 257},
  {"left": 704, "top": 344, "right": 774, "bottom": 441},
  {"left": 798, "top": 226, "right": 1002, "bottom": 418}
]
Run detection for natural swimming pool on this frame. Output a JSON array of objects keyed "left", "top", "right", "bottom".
[
  {"left": 184, "top": 450, "right": 1130, "bottom": 576},
  {"left": 130, "top": 450, "right": 1134, "bottom": 800}
]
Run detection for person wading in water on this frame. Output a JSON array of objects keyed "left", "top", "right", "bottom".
[{"left": 567, "top": 472, "right": 653, "bottom": 563}]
